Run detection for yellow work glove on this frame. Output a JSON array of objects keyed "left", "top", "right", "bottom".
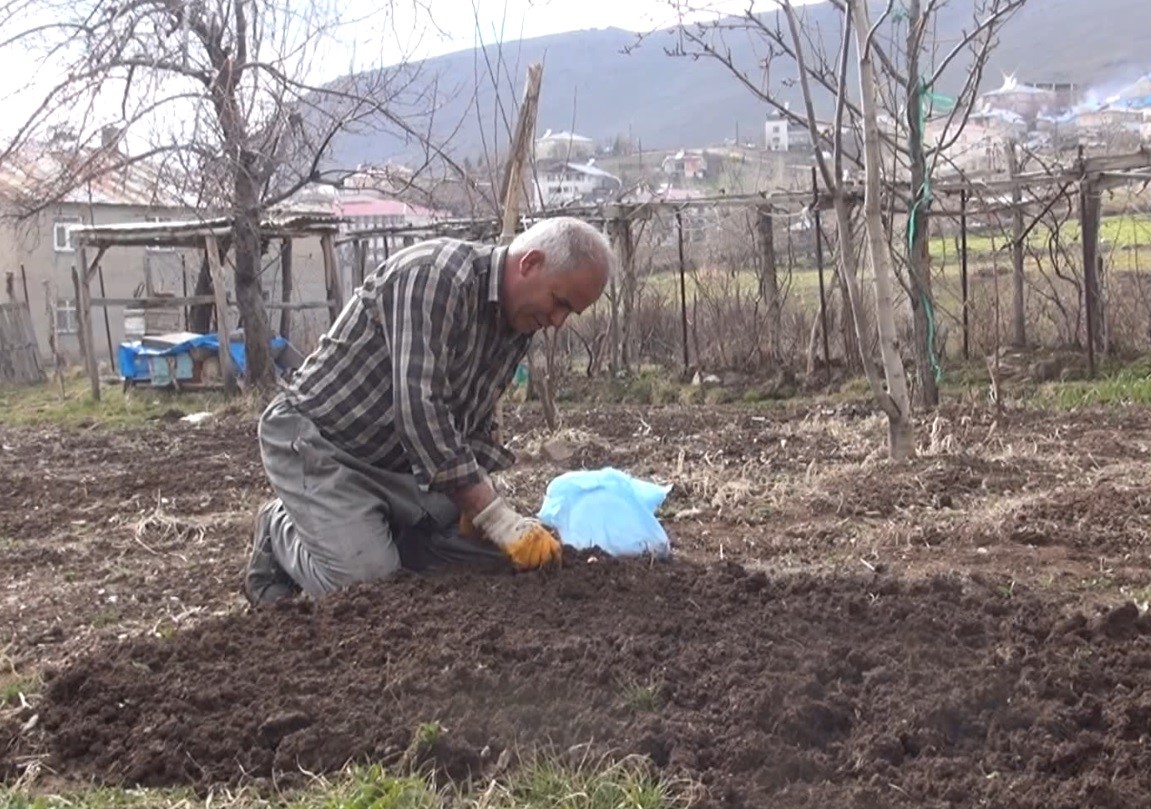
[{"left": 472, "top": 496, "right": 562, "bottom": 571}]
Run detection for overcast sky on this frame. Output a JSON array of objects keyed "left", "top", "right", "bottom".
[
  {"left": 0, "top": 0, "right": 797, "bottom": 143},
  {"left": 309, "top": 0, "right": 797, "bottom": 83}
]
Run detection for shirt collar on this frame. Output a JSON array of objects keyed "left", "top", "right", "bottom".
[{"left": 488, "top": 245, "right": 507, "bottom": 304}]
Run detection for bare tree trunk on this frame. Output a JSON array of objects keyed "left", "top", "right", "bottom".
[
  {"left": 807, "top": 272, "right": 839, "bottom": 374},
  {"left": 837, "top": 239, "right": 863, "bottom": 373},
  {"left": 530, "top": 332, "right": 560, "bottom": 431},
  {"left": 852, "top": 0, "right": 915, "bottom": 459},
  {"left": 233, "top": 159, "right": 274, "bottom": 390},
  {"left": 906, "top": 0, "right": 939, "bottom": 407}
]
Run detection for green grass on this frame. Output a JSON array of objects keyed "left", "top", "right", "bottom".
[
  {"left": 619, "top": 678, "right": 663, "bottom": 713},
  {"left": 0, "top": 756, "right": 687, "bottom": 809},
  {"left": 482, "top": 756, "right": 682, "bottom": 809},
  {"left": 1030, "top": 364, "right": 1151, "bottom": 409},
  {"left": 643, "top": 264, "right": 823, "bottom": 303},
  {"left": 1, "top": 674, "right": 39, "bottom": 707},
  {"left": 633, "top": 212, "right": 1151, "bottom": 321},
  {"left": 0, "top": 375, "right": 255, "bottom": 429},
  {"left": 295, "top": 766, "right": 440, "bottom": 809},
  {"left": 0, "top": 789, "right": 197, "bottom": 808},
  {"left": 929, "top": 213, "right": 1151, "bottom": 258},
  {"left": 89, "top": 611, "right": 121, "bottom": 629}
]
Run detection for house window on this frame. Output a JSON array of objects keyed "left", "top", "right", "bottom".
[
  {"left": 53, "top": 218, "right": 81, "bottom": 253},
  {"left": 145, "top": 215, "right": 175, "bottom": 252},
  {"left": 55, "top": 298, "right": 78, "bottom": 334}
]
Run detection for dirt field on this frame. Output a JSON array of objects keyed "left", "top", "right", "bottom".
[{"left": 4, "top": 400, "right": 1151, "bottom": 806}]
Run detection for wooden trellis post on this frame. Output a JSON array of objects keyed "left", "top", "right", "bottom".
[
  {"left": 321, "top": 234, "right": 342, "bottom": 324},
  {"left": 605, "top": 212, "right": 635, "bottom": 374},
  {"left": 204, "top": 234, "right": 238, "bottom": 394},
  {"left": 493, "top": 61, "right": 543, "bottom": 443},
  {"left": 279, "top": 238, "right": 293, "bottom": 340},
  {"left": 75, "top": 246, "right": 106, "bottom": 401},
  {"left": 1080, "top": 178, "right": 1104, "bottom": 376}
]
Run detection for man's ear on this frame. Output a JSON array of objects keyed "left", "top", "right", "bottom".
[{"left": 519, "top": 248, "right": 546, "bottom": 276}]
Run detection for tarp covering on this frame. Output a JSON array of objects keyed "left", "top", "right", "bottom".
[{"left": 118, "top": 334, "right": 289, "bottom": 381}]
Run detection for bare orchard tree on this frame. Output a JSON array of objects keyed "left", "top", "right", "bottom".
[
  {"left": 652, "top": 0, "right": 911, "bottom": 455},
  {"left": 863, "top": 0, "right": 1028, "bottom": 405},
  {"left": 0, "top": 0, "right": 441, "bottom": 389},
  {"left": 650, "top": 0, "right": 1024, "bottom": 456}
]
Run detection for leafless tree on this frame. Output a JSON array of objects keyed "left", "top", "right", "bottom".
[
  {"left": 0, "top": 0, "right": 452, "bottom": 388},
  {"left": 643, "top": 0, "right": 1025, "bottom": 456},
  {"left": 889, "top": 0, "right": 1027, "bottom": 405}
]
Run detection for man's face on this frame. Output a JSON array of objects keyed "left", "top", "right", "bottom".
[{"left": 504, "top": 249, "right": 607, "bottom": 334}]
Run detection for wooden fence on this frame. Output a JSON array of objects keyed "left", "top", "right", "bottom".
[{"left": 0, "top": 302, "right": 45, "bottom": 385}]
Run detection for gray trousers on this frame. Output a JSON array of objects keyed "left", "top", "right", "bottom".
[{"left": 257, "top": 397, "right": 511, "bottom": 596}]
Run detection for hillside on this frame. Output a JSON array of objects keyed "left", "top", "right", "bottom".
[{"left": 325, "top": 0, "right": 1151, "bottom": 168}]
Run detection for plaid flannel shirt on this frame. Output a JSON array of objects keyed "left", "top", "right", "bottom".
[{"left": 279, "top": 238, "right": 531, "bottom": 492}]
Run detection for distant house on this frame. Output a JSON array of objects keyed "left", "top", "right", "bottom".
[
  {"left": 623, "top": 184, "right": 711, "bottom": 243},
  {"left": 0, "top": 143, "right": 198, "bottom": 366},
  {"left": 926, "top": 107, "right": 1027, "bottom": 173},
  {"left": 1063, "top": 74, "right": 1151, "bottom": 148},
  {"left": 1077, "top": 106, "right": 1148, "bottom": 134},
  {"left": 1031, "top": 108, "right": 1081, "bottom": 149},
  {"left": 342, "top": 162, "right": 418, "bottom": 195},
  {"left": 334, "top": 191, "right": 451, "bottom": 270},
  {"left": 764, "top": 115, "right": 789, "bottom": 152},
  {"left": 533, "top": 160, "right": 622, "bottom": 208},
  {"left": 978, "top": 75, "right": 1075, "bottom": 125},
  {"left": 534, "top": 130, "right": 596, "bottom": 162},
  {"left": 282, "top": 183, "right": 452, "bottom": 296},
  {"left": 661, "top": 150, "right": 709, "bottom": 180}
]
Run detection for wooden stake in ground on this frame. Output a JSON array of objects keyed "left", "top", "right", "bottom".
[
  {"left": 204, "top": 234, "right": 238, "bottom": 395},
  {"left": 492, "top": 62, "right": 543, "bottom": 445}
]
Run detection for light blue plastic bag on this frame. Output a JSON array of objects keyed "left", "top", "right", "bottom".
[{"left": 538, "top": 467, "right": 673, "bottom": 558}]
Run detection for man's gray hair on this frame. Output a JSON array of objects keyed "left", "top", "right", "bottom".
[{"left": 510, "top": 216, "right": 617, "bottom": 278}]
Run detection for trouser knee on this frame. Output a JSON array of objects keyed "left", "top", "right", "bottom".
[{"left": 316, "top": 535, "right": 402, "bottom": 591}]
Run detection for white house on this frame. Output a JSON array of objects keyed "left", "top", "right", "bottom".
[
  {"left": 534, "top": 130, "right": 596, "bottom": 161},
  {"left": 765, "top": 114, "right": 789, "bottom": 151},
  {"left": 533, "top": 160, "right": 621, "bottom": 208}
]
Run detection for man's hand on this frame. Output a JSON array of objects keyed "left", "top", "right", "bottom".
[
  {"left": 453, "top": 474, "right": 496, "bottom": 518},
  {"left": 472, "top": 497, "right": 561, "bottom": 570},
  {"left": 454, "top": 471, "right": 495, "bottom": 539}
]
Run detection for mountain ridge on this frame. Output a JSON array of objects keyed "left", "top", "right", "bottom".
[{"left": 325, "top": 0, "right": 1151, "bottom": 168}]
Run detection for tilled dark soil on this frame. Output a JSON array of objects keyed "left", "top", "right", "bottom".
[{"left": 7, "top": 551, "right": 1151, "bottom": 808}]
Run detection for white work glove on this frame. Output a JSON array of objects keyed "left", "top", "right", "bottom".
[{"left": 472, "top": 496, "right": 562, "bottom": 570}]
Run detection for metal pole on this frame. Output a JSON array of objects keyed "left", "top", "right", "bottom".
[
  {"left": 19, "top": 264, "right": 30, "bottom": 307},
  {"left": 676, "top": 210, "right": 689, "bottom": 373},
  {"left": 812, "top": 168, "right": 830, "bottom": 380},
  {"left": 960, "top": 188, "right": 970, "bottom": 361}
]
